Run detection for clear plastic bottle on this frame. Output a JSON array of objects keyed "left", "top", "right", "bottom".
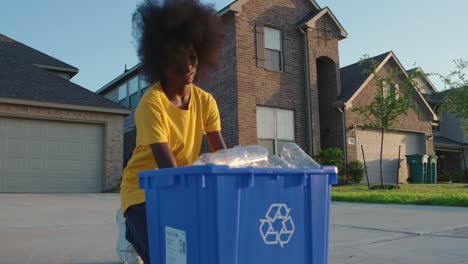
[
  {"left": 194, "top": 145, "right": 269, "bottom": 167},
  {"left": 279, "top": 143, "right": 321, "bottom": 168}
]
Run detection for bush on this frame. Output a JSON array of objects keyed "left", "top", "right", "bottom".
[
  {"left": 318, "top": 148, "right": 344, "bottom": 173},
  {"left": 347, "top": 160, "right": 365, "bottom": 183},
  {"left": 438, "top": 170, "right": 467, "bottom": 183}
]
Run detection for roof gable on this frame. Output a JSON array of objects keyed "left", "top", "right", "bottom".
[
  {"left": 340, "top": 52, "right": 391, "bottom": 102},
  {"left": 303, "top": 7, "right": 348, "bottom": 39},
  {"left": 407, "top": 67, "right": 438, "bottom": 94},
  {"left": 341, "top": 52, "right": 438, "bottom": 121}
]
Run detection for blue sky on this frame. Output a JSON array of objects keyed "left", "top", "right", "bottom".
[{"left": 1, "top": 0, "right": 466, "bottom": 91}]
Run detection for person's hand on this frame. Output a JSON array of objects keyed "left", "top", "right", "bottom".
[
  {"left": 206, "top": 131, "right": 227, "bottom": 152},
  {"left": 150, "top": 143, "right": 177, "bottom": 168}
]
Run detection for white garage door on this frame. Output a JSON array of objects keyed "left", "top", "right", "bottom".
[
  {"left": 357, "top": 129, "right": 426, "bottom": 184},
  {"left": 0, "top": 117, "right": 103, "bottom": 193}
]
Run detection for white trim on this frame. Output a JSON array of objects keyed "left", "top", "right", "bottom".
[
  {"left": 0, "top": 97, "right": 131, "bottom": 115},
  {"left": 96, "top": 63, "right": 141, "bottom": 95},
  {"left": 305, "top": 7, "right": 348, "bottom": 39},
  {"left": 346, "top": 52, "right": 393, "bottom": 105},
  {"left": 346, "top": 52, "right": 438, "bottom": 121},
  {"left": 412, "top": 67, "right": 439, "bottom": 93},
  {"left": 33, "top": 64, "right": 79, "bottom": 77}
]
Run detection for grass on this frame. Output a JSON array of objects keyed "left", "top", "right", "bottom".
[{"left": 332, "top": 183, "right": 468, "bottom": 207}]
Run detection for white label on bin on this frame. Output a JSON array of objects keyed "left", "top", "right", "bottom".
[
  {"left": 259, "top": 203, "right": 295, "bottom": 248},
  {"left": 165, "top": 226, "right": 186, "bottom": 264}
]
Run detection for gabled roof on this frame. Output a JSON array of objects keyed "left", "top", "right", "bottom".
[
  {"left": 218, "top": 0, "right": 320, "bottom": 16},
  {"left": 301, "top": 7, "right": 348, "bottom": 39},
  {"left": 0, "top": 34, "right": 78, "bottom": 77},
  {"left": 340, "top": 52, "right": 391, "bottom": 102},
  {"left": 0, "top": 34, "right": 130, "bottom": 115},
  {"left": 407, "top": 67, "right": 438, "bottom": 94},
  {"left": 340, "top": 51, "right": 438, "bottom": 121}
]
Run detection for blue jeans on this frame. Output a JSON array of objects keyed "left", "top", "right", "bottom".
[{"left": 125, "top": 203, "right": 150, "bottom": 264}]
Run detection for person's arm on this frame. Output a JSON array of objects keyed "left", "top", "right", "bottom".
[
  {"left": 206, "top": 131, "right": 227, "bottom": 152},
  {"left": 150, "top": 143, "right": 177, "bottom": 168}
]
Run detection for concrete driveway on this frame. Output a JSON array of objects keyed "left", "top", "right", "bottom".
[
  {"left": 0, "top": 194, "right": 121, "bottom": 264},
  {"left": 1, "top": 194, "right": 468, "bottom": 264}
]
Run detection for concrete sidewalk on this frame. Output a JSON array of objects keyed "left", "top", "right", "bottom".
[{"left": 1, "top": 194, "right": 468, "bottom": 263}]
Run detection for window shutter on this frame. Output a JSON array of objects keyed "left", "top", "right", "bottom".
[
  {"left": 283, "top": 38, "right": 293, "bottom": 73},
  {"left": 255, "top": 23, "right": 265, "bottom": 68}
]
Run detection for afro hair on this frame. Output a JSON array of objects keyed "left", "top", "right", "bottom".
[{"left": 132, "top": 0, "right": 225, "bottom": 83}]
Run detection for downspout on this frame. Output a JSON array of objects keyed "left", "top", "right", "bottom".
[
  {"left": 300, "top": 27, "right": 314, "bottom": 156},
  {"left": 338, "top": 104, "right": 348, "bottom": 175}
]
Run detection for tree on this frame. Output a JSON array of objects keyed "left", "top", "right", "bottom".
[
  {"left": 434, "top": 59, "right": 468, "bottom": 133},
  {"left": 353, "top": 55, "right": 420, "bottom": 188}
]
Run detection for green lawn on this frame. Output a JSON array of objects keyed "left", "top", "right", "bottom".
[{"left": 332, "top": 184, "right": 468, "bottom": 207}]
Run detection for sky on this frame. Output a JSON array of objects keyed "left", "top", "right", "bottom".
[{"left": 1, "top": 0, "right": 467, "bottom": 92}]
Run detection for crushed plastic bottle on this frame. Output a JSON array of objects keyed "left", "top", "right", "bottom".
[
  {"left": 194, "top": 145, "right": 269, "bottom": 167},
  {"left": 266, "top": 155, "right": 292, "bottom": 168},
  {"left": 279, "top": 143, "right": 321, "bottom": 168}
]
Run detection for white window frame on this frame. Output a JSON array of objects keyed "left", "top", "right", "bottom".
[
  {"left": 382, "top": 81, "right": 400, "bottom": 99},
  {"left": 256, "top": 106, "right": 295, "bottom": 154},
  {"left": 264, "top": 27, "right": 282, "bottom": 71},
  {"left": 118, "top": 83, "right": 128, "bottom": 102}
]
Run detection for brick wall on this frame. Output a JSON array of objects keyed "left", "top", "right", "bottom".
[
  {"left": 307, "top": 14, "right": 343, "bottom": 153},
  {"left": 232, "top": 0, "right": 342, "bottom": 156},
  {"left": 203, "top": 13, "right": 240, "bottom": 149}
]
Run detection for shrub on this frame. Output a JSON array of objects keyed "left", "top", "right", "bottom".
[
  {"left": 318, "top": 148, "right": 344, "bottom": 173},
  {"left": 347, "top": 160, "right": 365, "bottom": 183},
  {"left": 438, "top": 170, "right": 467, "bottom": 183}
]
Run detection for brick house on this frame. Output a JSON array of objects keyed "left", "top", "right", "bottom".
[
  {"left": 340, "top": 52, "right": 438, "bottom": 183},
  {"left": 98, "top": 0, "right": 348, "bottom": 165},
  {"left": 0, "top": 34, "right": 130, "bottom": 193}
]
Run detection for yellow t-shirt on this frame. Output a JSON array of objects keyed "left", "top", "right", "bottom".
[{"left": 120, "top": 81, "right": 221, "bottom": 213}]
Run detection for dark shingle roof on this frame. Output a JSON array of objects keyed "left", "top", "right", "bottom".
[
  {"left": 340, "top": 52, "right": 392, "bottom": 101},
  {"left": 434, "top": 136, "right": 468, "bottom": 147},
  {"left": 0, "top": 34, "right": 127, "bottom": 112},
  {"left": 0, "top": 34, "right": 77, "bottom": 72}
]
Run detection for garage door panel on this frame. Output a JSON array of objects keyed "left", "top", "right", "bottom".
[
  {"left": 357, "top": 129, "right": 425, "bottom": 184},
  {"left": 0, "top": 117, "right": 103, "bottom": 193},
  {"left": 7, "top": 139, "right": 28, "bottom": 156}
]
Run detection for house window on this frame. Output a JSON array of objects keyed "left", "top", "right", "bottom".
[
  {"left": 128, "top": 77, "right": 140, "bottom": 109},
  {"left": 118, "top": 83, "right": 128, "bottom": 107},
  {"left": 264, "top": 27, "right": 282, "bottom": 71},
  {"left": 139, "top": 75, "right": 150, "bottom": 91},
  {"left": 383, "top": 81, "right": 399, "bottom": 99},
  {"left": 256, "top": 106, "right": 295, "bottom": 154}
]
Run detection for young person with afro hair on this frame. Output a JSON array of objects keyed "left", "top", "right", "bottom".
[{"left": 120, "top": 0, "right": 227, "bottom": 262}]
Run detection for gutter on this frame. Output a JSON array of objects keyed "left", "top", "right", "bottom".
[{"left": 300, "top": 27, "right": 314, "bottom": 156}]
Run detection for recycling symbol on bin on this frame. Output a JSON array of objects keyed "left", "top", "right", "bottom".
[{"left": 259, "top": 203, "right": 295, "bottom": 248}]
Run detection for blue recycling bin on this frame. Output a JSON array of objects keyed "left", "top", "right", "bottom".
[{"left": 139, "top": 165, "right": 337, "bottom": 264}]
